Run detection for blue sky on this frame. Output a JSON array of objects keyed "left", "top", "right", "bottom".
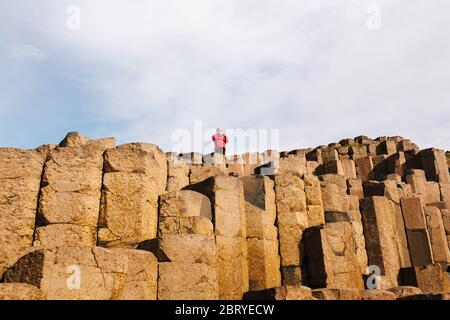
[{"left": 0, "top": 0, "right": 449, "bottom": 153}]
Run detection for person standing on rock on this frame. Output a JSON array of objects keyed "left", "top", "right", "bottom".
[{"left": 212, "top": 128, "right": 228, "bottom": 155}]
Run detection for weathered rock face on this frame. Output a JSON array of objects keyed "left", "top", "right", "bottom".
[
  {"left": 98, "top": 143, "right": 167, "bottom": 247},
  {"left": 155, "top": 189, "right": 218, "bottom": 300},
  {"left": 187, "top": 176, "right": 248, "bottom": 300},
  {"left": 360, "top": 197, "right": 401, "bottom": 288},
  {"left": 0, "top": 283, "right": 45, "bottom": 300},
  {"left": 0, "top": 149, "right": 45, "bottom": 277},
  {"left": 37, "top": 138, "right": 114, "bottom": 250},
  {"left": 303, "top": 222, "right": 364, "bottom": 289},
  {"left": 274, "top": 174, "right": 308, "bottom": 285},
  {"left": 1, "top": 133, "right": 449, "bottom": 300},
  {"left": 3, "top": 246, "right": 129, "bottom": 300},
  {"left": 400, "top": 198, "right": 434, "bottom": 266},
  {"left": 241, "top": 175, "right": 281, "bottom": 291}
]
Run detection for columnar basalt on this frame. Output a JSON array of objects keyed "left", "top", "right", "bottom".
[{"left": 0, "top": 133, "right": 449, "bottom": 300}]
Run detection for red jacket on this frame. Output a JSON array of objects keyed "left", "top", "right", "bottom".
[{"left": 212, "top": 134, "right": 228, "bottom": 148}]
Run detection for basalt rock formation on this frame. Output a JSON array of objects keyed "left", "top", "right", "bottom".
[{"left": 1, "top": 132, "right": 450, "bottom": 300}]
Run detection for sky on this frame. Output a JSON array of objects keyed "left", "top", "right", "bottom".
[{"left": 0, "top": 0, "right": 449, "bottom": 154}]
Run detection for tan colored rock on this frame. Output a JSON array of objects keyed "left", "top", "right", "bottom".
[
  {"left": 424, "top": 206, "right": 450, "bottom": 263},
  {"left": 99, "top": 173, "right": 158, "bottom": 247},
  {"left": 439, "top": 183, "right": 450, "bottom": 211},
  {"left": 360, "top": 197, "right": 401, "bottom": 288},
  {"left": 187, "top": 176, "right": 249, "bottom": 299},
  {"left": 4, "top": 246, "right": 128, "bottom": 300},
  {"left": 275, "top": 174, "right": 306, "bottom": 213},
  {"left": 244, "top": 285, "right": 312, "bottom": 300},
  {"left": 189, "top": 164, "right": 228, "bottom": 184},
  {"left": 58, "top": 132, "right": 89, "bottom": 147},
  {"left": 401, "top": 198, "right": 434, "bottom": 266},
  {"left": 114, "top": 249, "right": 158, "bottom": 300},
  {"left": 323, "top": 160, "right": 345, "bottom": 176},
  {"left": 277, "top": 154, "right": 307, "bottom": 176},
  {"left": 215, "top": 235, "right": 249, "bottom": 300},
  {"left": 341, "top": 159, "right": 357, "bottom": 179},
  {"left": 320, "top": 180, "right": 349, "bottom": 214},
  {"left": 350, "top": 146, "right": 368, "bottom": 160},
  {"left": 38, "top": 145, "right": 105, "bottom": 227},
  {"left": 401, "top": 264, "right": 450, "bottom": 294},
  {"left": 274, "top": 174, "right": 308, "bottom": 282},
  {"left": 420, "top": 148, "right": 450, "bottom": 183},
  {"left": 0, "top": 283, "right": 45, "bottom": 300},
  {"left": 361, "top": 289, "right": 396, "bottom": 300},
  {"left": 34, "top": 224, "right": 96, "bottom": 248},
  {"left": 388, "top": 286, "right": 422, "bottom": 299},
  {"left": 242, "top": 176, "right": 281, "bottom": 291},
  {"left": 247, "top": 238, "right": 281, "bottom": 290},
  {"left": 347, "top": 196, "right": 369, "bottom": 274},
  {"left": 377, "top": 140, "right": 397, "bottom": 156},
  {"left": 160, "top": 190, "right": 212, "bottom": 219},
  {"left": 104, "top": 143, "right": 167, "bottom": 194},
  {"left": 312, "top": 288, "right": 361, "bottom": 300},
  {"left": 166, "top": 154, "right": 189, "bottom": 192},
  {"left": 158, "top": 216, "right": 214, "bottom": 236},
  {"left": 99, "top": 144, "right": 167, "bottom": 247},
  {"left": 303, "top": 222, "right": 364, "bottom": 289},
  {"left": 154, "top": 234, "right": 217, "bottom": 266},
  {"left": 0, "top": 149, "right": 45, "bottom": 277},
  {"left": 355, "top": 156, "right": 374, "bottom": 182},
  {"left": 306, "top": 161, "right": 319, "bottom": 175},
  {"left": 347, "top": 178, "right": 364, "bottom": 199},
  {"left": 158, "top": 262, "right": 218, "bottom": 300}
]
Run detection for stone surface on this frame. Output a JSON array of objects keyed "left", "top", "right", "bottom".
[
  {"left": 244, "top": 285, "right": 313, "bottom": 300},
  {"left": 158, "top": 262, "right": 218, "bottom": 300},
  {"left": 401, "top": 198, "right": 434, "bottom": 266},
  {"left": 400, "top": 264, "right": 450, "bottom": 294},
  {"left": 187, "top": 176, "right": 249, "bottom": 300},
  {"left": 1, "top": 133, "right": 450, "bottom": 301},
  {"left": 360, "top": 197, "right": 401, "bottom": 288},
  {"left": 0, "top": 283, "right": 45, "bottom": 300},
  {"left": 4, "top": 246, "right": 128, "bottom": 300},
  {"left": 312, "top": 288, "right": 361, "bottom": 300},
  {"left": 34, "top": 224, "right": 96, "bottom": 248},
  {"left": 242, "top": 176, "right": 281, "bottom": 291},
  {"left": 424, "top": 206, "right": 450, "bottom": 263},
  {"left": 303, "top": 222, "right": 364, "bottom": 289},
  {"left": 114, "top": 249, "right": 158, "bottom": 300},
  {"left": 0, "top": 149, "right": 45, "bottom": 277},
  {"left": 99, "top": 144, "right": 167, "bottom": 247}
]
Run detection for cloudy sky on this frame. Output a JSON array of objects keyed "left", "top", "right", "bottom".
[{"left": 0, "top": 0, "right": 449, "bottom": 154}]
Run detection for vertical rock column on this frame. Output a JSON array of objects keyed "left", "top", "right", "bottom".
[
  {"left": 0, "top": 149, "right": 45, "bottom": 277},
  {"left": 423, "top": 206, "right": 450, "bottom": 263},
  {"left": 165, "top": 153, "right": 189, "bottom": 192},
  {"left": 360, "top": 196, "right": 401, "bottom": 288},
  {"left": 241, "top": 175, "right": 281, "bottom": 291},
  {"left": 303, "top": 222, "right": 364, "bottom": 289},
  {"left": 400, "top": 198, "right": 434, "bottom": 266},
  {"left": 420, "top": 148, "right": 450, "bottom": 183},
  {"left": 98, "top": 143, "right": 167, "bottom": 247},
  {"left": 156, "top": 190, "right": 218, "bottom": 300},
  {"left": 274, "top": 174, "right": 308, "bottom": 285},
  {"left": 363, "top": 181, "right": 412, "bottom": 268},
  {"left": 35, "top": 137, "right": 115, "bottom": 248},
  {"left": 187, "top": 176, "right": 249, "bottom": 300}
]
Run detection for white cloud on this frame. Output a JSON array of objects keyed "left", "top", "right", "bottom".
[
  {"left": 8, "top": 44, "right": 46, "bottom": 62},
  {"left": 1, "top": 0, "right": 449, "bottom": 152}
]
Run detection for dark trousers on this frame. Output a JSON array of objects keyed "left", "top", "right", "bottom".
[{"left": 215, "top": 147, "right": 226, "bottom": 155}]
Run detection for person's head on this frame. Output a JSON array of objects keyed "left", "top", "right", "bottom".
[{"left": 216, "top": 128, "right": 222, "bottom": 135}]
